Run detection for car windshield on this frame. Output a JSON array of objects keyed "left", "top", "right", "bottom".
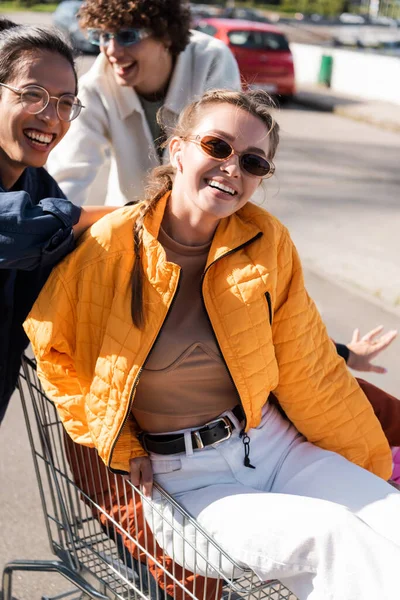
[{"left": 228, "top": 30, "right": 289, "bottom": 51}]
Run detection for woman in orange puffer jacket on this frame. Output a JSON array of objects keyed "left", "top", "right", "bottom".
[{"left": 25, "top": 89, "right": 400, "bottom": 600}]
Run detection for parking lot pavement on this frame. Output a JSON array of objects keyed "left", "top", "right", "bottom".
[
  {"left": 294, "top": 85, "right": 400, "bottom": 133},
  {"left": 1, "top": 10, "right": 52, "bottom": 25}
]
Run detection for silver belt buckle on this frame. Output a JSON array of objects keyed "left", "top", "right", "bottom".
[{"left": 193, "top": 416, "right": 233, "bottom": 450}]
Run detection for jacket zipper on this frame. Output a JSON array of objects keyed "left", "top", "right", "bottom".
[
  {"left": 109, "top": 230, "right": 262, "bottom": 472},
  {"left": 200, "top": 231, "right": 263, "bottom": 433},
  {"left": 108, "top": 271, "right": 182, "bottom": 473},
  {"left": 265, "top": 291, "right": 273, "bottom": 325}
]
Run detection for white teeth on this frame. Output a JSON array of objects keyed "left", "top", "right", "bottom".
[
  {"left": 25, "top": 130, "right": 53, "bottom": 144},
  {"left": 208, "top": 180, "right": 236, "bottom": 196}
]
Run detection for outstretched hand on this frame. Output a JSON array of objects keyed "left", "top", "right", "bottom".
[
  {"left": 129, "top": 456, "right": 153, "bottom": 498},
  {"left": 347, "top": 326, "right": 398, "bottom": 373}
]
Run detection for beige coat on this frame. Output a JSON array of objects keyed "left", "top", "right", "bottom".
[{"left": 47, "top": 30, "right": 241, "bottom": 206}]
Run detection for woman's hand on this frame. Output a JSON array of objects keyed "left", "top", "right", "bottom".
[
  {"left": 347, "top": 326, "right": 398, "bottom": 373},
  {"left": 129, "top": 456, "right": 153, "bottom": 498}
]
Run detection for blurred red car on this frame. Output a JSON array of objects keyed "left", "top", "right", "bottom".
[{"left": 194, "top": 18, "right": 295, "bottom": 98}]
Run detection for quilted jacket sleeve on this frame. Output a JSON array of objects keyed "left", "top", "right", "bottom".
[
  {"left": 24, "top": 261, "right": 146, "bottom": 468},
  {"left": 24, "top": 271, "right": 93, "bottom": 447},
  {"left": 272, "top": 228, "right": 392, "bottom": 480}
]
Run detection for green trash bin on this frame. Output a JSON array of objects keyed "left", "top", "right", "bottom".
[{"left": 318, "top": 55, "right": 333, "bottom": 87}]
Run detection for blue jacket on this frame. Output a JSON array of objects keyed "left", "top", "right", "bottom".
[{"left": 0, "top": 167, "right": 81, "bottom": 423}]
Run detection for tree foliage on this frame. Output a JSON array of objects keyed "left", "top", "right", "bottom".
[{"left": 281, "top": 0, "right": 347, "bottom": 16}]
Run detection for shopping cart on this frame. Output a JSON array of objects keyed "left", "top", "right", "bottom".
[{"left": 2, "top": 354, "right": 297, "bottom": 600}]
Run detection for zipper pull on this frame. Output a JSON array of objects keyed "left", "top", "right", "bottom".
[{"left": 240, "top": 429, "right": 256, "bottom": 469}]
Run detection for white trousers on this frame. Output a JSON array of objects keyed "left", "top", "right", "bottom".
[{"left": 145, "top": 402, "right": 400, "bottom": 600}]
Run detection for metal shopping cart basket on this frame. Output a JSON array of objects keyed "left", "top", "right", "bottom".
[{"left": 2, "top": 354, "right": 297, "bottom": 600}]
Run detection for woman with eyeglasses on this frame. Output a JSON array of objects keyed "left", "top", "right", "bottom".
[
  {"left": 26, "top": 88, "right": 400, "bottom": 600},
  {"left": 0, "top": 18, "right": 115, "bottom": 424},
  {"left": 47, "top": 0, "right": 241, "bottom": 206}
]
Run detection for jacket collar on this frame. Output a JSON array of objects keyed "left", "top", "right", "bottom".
[
  {"left": 141, "top": 191, "right": 262, "bottom": 282},
  {"left": 206, "top": 210, "right": 262, "bottom": 270}
]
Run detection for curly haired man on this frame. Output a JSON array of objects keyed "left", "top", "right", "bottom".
[{"left": 48, "top": 0, "right": 241, "bottom": 206}]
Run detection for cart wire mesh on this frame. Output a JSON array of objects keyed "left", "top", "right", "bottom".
[{"left": 2, "top": 354, "right": 297, "bottom": 600}]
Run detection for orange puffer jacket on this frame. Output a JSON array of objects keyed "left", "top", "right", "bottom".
[{"left": 24, "top": 192, "right": 392, "bottom": 479}]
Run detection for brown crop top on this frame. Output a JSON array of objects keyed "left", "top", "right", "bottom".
[{"left": 132, "top": 226, "right": 239, "bottom": 433}]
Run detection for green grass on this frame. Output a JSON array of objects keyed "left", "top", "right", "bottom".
[
  {"left": 216, "top": 1, "right": 300, "bottom": 18},
  {"left": 0, "top": 1, "right": 58, "bottom": 12}
]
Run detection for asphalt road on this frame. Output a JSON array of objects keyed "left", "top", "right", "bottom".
[
  {"left": 1, "top": 11, "right": 400, "bottom": 600},
  {"left": 271, "top": 103, "right": 400, "bottom": 311}
]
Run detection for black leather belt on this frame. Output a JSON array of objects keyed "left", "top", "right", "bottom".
[{"left": 140, "top": 404, "right": 245, "bottom": 455}]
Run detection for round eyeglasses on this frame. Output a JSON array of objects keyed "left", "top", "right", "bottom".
[
  {"left": 0, "top": 83, "right": 84, "bottom": 122},
  {"left": 184, "top": 134, "right": 275, "bottom": 179},
  {"left": 87, "top": 28, "right": 150, "bottom": 48}
]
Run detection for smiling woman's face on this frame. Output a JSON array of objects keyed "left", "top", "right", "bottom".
[
  {"left": 169, "top": 103, "right": 272, "bottom": 225},
  {"left": 0, "top": 49, "right": 76, "bottom": 189}
]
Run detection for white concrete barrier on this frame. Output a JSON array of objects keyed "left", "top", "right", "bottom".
[{"left": 291, "top": 43, "right": 400, "bottom": 105}]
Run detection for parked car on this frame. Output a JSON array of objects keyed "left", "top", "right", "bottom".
[
  {"left": 339, "top": 13, "right": 366, "bottom": 24},
  {"left": 53, "top": 0, "right": 99, "bottom": 55},
  {"left": 194, "top": 18, "right": 295, "bottom": 98},
  {"left": 369, "top": 15, "right": 398, "bottom": 26}
]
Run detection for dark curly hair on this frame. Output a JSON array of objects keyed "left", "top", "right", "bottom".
[{"left": 78, "top": 0, "right": 191, "bottom": 56}]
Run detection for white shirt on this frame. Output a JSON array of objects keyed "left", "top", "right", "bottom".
[{"left": 48, "top": 31, "right": 241, "bottom": 206}]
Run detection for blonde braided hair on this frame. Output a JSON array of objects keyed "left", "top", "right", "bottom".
[
  {"left": 131, "top": 88, "right": 279, "bottom": 328},
  {"left": 131, "top": 165, "right": 175, "bottom": 327}
]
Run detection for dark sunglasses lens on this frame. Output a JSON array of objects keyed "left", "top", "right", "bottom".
[
  {"left": 117, "top": 29, "right": 140, "bottom": 46},
  {"left": 201, "top": 136, "right": 232, "bottom": 160},
  {"left": 241, "top": 154, "right": 271, "bottom": 177},
  {"left": 87, "top": 29, "right": 102, "bottom": 45},
  {"left": 88, "top": 29, "right": 142, "bottom": 46}
]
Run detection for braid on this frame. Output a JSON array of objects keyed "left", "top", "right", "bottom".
[{"left": 131, "top": 166, "right": 174, "bottom": 328}]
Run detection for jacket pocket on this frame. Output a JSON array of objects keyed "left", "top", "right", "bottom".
[{"left": 265, "top": 291, "right": 273, "bottom": 325}]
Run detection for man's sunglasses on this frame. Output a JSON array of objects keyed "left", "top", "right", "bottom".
[
  {"left": 87, "top": 28, "right": 150, "bottom": 48},
  {"left": 184, "top": 134, "right": 275, "bottom": 179}
]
